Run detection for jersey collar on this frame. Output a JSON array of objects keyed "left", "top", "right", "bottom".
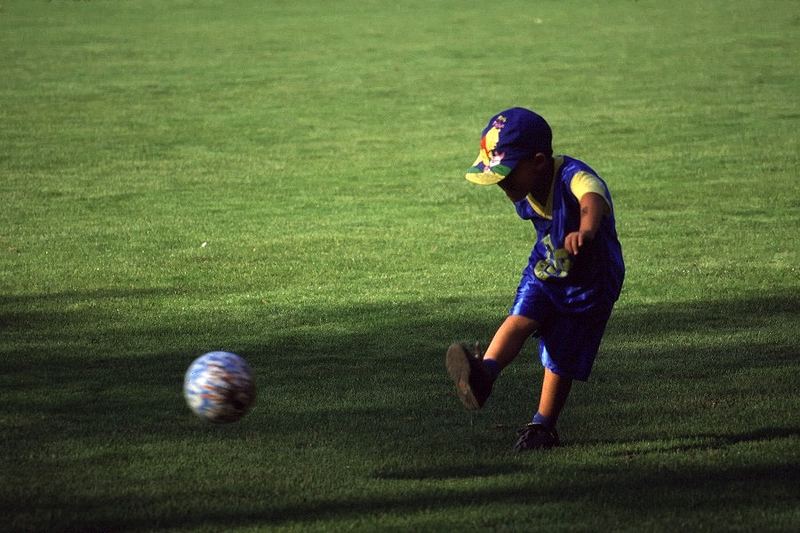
[{"left": 525, "top": 156, "right": 563, "bottom": 220}]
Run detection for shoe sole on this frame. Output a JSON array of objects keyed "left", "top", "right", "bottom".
[{"left": 445, "top": 343, "right": 480, "bottom": 411}]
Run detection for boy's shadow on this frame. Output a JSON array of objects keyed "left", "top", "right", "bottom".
[{"left": 373, "top": 426, "right": 800, "bottom": 481}]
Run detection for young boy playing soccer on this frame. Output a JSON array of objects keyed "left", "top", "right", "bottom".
[{"left": 446, "top": 107, "right": 625, "bottom": 451}]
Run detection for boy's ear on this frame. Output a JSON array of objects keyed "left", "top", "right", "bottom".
[{"left": 532, "top": 152, "right": 549, "bottom": 168}]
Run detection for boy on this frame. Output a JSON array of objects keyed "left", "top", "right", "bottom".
[{"left": 446, "top": 107, "right": 624, "bottom": 451}]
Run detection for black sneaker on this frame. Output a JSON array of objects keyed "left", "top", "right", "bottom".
[
  {"left": 445, "top": 342, "right": 493, "bottom": 410},
  {"left": 513, "top": 423, "right": 560, "bottom": 452}
]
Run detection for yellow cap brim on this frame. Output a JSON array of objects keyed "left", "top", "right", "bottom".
[
  {"left": 465, "top": 168, "right": 506, "bottom": 185},
  {"left": 465, "top": 157, "right": 514, "bottom": 185}
]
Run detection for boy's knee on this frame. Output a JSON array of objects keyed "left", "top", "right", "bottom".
[{"left": 504, "top": 314, "right": 540, "bottom": 337}]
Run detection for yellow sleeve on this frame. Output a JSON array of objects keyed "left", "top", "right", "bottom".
[{"left": 570, "top": 171, "right": 611, "bottom": 210}]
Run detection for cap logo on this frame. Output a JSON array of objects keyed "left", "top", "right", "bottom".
[{"left": 478, "top": 115, "right": 507, "bottom": 172}]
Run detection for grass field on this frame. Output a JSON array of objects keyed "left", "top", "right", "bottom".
[{"left": 2, "top": 0, "right": 799, "bottom": 530}]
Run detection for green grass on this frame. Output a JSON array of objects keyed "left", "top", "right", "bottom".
[{"left": 2, "top": 0, "right": 799, "bottom": 530}]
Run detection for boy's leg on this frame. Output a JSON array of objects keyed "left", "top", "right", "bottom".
[
  {"left": 536, "top": 367, "right": 573, "bottom": 424},
  {"left": 483, "top": 314, "right": 540, "bottom": 369},
  {"left": 517, "top": 305, "right": 610, "bottom": 450},
  {"left": 513, "top": 369, "right": 572, "bottom": 451}
]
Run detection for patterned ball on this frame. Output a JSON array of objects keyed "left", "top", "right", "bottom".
[{"left": 183, "top": 351, "right": 256, "bottom": 423}]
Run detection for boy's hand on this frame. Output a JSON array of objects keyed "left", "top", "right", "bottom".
[
  {"left": 565, "top": 192, "right": 609, "bottom": 256},
  {"left": 564, "top": 229, "right": 595, "bottom": 256}
]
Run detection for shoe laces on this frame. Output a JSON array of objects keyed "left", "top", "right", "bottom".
[
  {"left": 516, "top": 423, "right": 553, "bottom": 439},
  {"left": 472, "top": 341, "right": 483, "bottom": 360}
]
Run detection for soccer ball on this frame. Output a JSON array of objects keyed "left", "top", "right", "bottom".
[{"left": 183, "top": 351, "right": 256, "bottom": 423}]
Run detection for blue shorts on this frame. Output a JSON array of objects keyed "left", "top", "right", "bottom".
[{"left": 510, "top": 278, "right": 612, "bottom": 381}]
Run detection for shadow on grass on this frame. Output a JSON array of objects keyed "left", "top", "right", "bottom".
[
  {"left": 2, "top": 289, "right": 798, "bottom": 438},
  {"left": 272, "top": 463, "right": 800, "bottom": 526},
  {"left": 2, "top": 289, "right": 799, "bottom": 529},
  {"left": 373, "top": 462, "right": 523, "bottom": 480},
  {"left": 370, "top": 426, "right": 800, "bottom": 481},
  {"left": 57, "top": 461, "right": 800, "bottom": 531},
  {"left": 598, "top": 426, "right": 800, "bottom": 457},
  {"left": 607, "top": 291, "right": 799, "bottom": 337}
]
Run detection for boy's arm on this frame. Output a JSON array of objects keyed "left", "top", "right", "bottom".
[{"left": 564, "top": 192, "right": 609, "bottom": 256}]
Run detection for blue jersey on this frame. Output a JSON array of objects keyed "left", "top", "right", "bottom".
[{"left": 513, "top": 156, "right": 624, "bottom": 313}]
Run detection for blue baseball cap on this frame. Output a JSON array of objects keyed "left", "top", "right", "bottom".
[{"left": 465, "top": 107, "right": 552, "bottom": 185}]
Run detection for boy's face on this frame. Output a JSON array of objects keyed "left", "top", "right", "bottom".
[{"left": 497, "top": 153, "right": 551, "bottom": 202}]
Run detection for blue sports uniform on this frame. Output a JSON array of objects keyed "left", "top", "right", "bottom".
[{"left": 510, "top": 155, "right": 625, "bottom": 380}]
